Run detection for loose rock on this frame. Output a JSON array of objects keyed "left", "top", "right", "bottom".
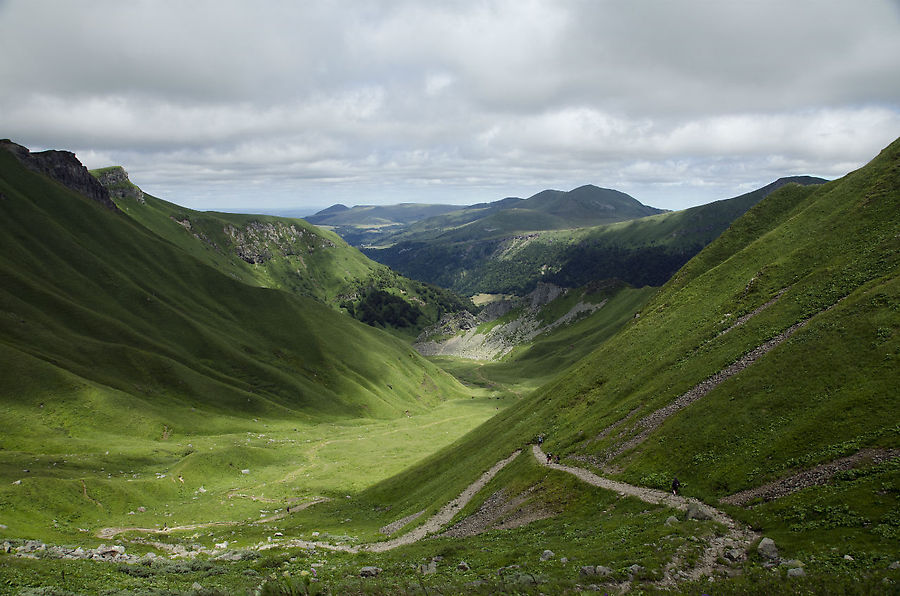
[
  {"left": 540, "top": 549, "right": 554, "bottom": 561},
  {"left": 787, "top": 567, "right": 806, "bottom": 578},
  {"left": 359, "top": 566, "right": 382, "bottom": 577},
  {"left": 757, "top": 537, "right": 779, "bottom": 561},
  {"left": 685, "top": 502, "right": 712, "bottom": 521}
]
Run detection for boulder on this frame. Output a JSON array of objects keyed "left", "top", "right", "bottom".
[
  {"left": 457, "top": 561, "right": 470, "bottom": 571},
  {"left": 787, "top": 567, "right": 806, "bottom": 578},
  {"left": 580, "top": 566, "right": 596, "bottom": 576},
  {"left": 724, "top": 548, "right": 745, "bottom": 563},
  {"left": 595, "top": 565, "right": 613, "bottom": 576},
  {"left": 685, "top": 502, "right": 712, "bottom": 521},
  {"left": 665, "top": 515, "right": 679, "bottom": 526},
  {"left": 359, "top": 566, "right": 382, "bottom": 578},
  {"left": 757, "top": 537, "right": 779, "bottom": 561},
  {"left": 540, "top": 549, "right": 554, "bottom": 561}
]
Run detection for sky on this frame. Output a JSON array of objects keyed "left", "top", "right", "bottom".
[{"left": 2, "top": 1, "right": 899, "bottom": 214}]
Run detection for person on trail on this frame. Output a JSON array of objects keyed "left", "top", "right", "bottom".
[
  {"left": 554, "top": 455, "right": 560, "bottom": 464},
  {"left": 546, "top": 452, "right": 552, "bottom": 464},
  {"left": 537, "top": 434, "right": 544, "bottom": 446},
  {"left": 671, "top": 476, "right": 681, "bottom": 496}
]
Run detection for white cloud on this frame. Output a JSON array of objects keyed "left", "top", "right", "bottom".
[{"left": 0, "top": 0, "right": 898, "bottom": 212}]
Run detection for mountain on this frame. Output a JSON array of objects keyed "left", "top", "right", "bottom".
[
  {"left": 0, "top": 141, "right": 469, "bottom": 425},
  {"left": 364, "top": 177, "right": 825, "bottom": 295},
  {"left": 93, "top": 170, "right": 473, "bottom": 335},
  {"left": 353, "top": 137, "right": 899, "bottom": 582},
  {"left": 306, "top": 202, "right": 462, "bottom": 245}
]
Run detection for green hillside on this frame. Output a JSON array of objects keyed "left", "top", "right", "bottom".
[
  {"left": 325, "top": 138, "right": 899, "bottom": 585},
  {"left": 96, "top": 172, "right": 472, "bottom": 336},
  {"left": 366, "top": 177, "right": 824, "bottom": 295}
]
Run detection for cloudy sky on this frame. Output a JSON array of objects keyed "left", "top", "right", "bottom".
[{"left": 2, "top": 1, "right": 899, "bottom": 213}]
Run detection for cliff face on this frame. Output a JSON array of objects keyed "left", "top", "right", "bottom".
[
  {"left": 93, "top": 166, "right": 145, "bottom": 204},
  {"left": 0, "top": 140, "right": 117, "bottom": 211}
]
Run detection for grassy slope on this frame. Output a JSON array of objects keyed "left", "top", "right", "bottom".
[
  {"left": 345, "top": 138, "right": 899, "bottom": 564},
  {"left": 108, "top": 189, "right": 472, "bottom": 336},
  {"left": 0, "top": 147, "right": 474, "bottom": 538}
]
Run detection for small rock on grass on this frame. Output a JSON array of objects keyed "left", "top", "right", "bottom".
[
  {"left": 787, "top": 567, "right": 806, "bottom": 578},
  {"left": 359, "top": 566, "right": 382, "bottom": 577},
  {"left": 540, "top": 549, "right": 554, "bottom": 561}
]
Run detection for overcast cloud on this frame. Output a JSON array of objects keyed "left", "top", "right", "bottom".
[{"left": 2, "top": 0, "right": 899, "bottom": 212}]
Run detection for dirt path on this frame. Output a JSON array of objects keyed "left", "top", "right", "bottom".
[
  {"left": 533, "top": 445, "right": 758, "bottom": 583},
  {"left": 96, "top": 451, "right": 522, "bottom": 554},
  {"left": 602, "top": 322, "right": 808, "bottom": 467},
  {"left": 362, "top": 450, "right": 522, "bottom": 552},
  {"left": 722, "top": 448, "right": 900, "bottom": 506}
]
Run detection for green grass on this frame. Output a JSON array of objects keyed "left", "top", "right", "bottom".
[
  {"left": 109, "top": 189, "right": 472, "bottom": 336},
  {"left": 316, "top": 137, "right": 900, "bottom": 567}
]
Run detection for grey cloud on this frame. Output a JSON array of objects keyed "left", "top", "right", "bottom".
[{"left": 1, "top": 0, "right": 898, "bottom": 212}]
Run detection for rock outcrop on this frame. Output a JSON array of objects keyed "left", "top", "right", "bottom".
[
  {"left": 1, "top": 139, "right": 117, "bottom": 211},
  {"left": 94, "top": 166, "right": 145, "bottom": 204},
  {"left": 414, "top": 282, "right": 607, "bottom": 360}
]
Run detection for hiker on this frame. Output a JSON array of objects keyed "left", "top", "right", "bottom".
[
  {"left": 546, "top": 452, "right": 552, "bottom": 464},
  {"left": 554, "top": 454, "right": 560, "bottom": 464},
  {"left": 671, "top": 476, "right": 681, "bottom": 496},
  {"left": 537, "top": 434, "right": 544, "bottom": 446}
]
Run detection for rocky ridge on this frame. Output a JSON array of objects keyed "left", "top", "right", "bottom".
[{"left": 1, "top": 139, "right": 117, "bottom": 210}]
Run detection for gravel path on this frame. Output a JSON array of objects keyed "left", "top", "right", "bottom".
[
  {"left": 721, "top": 448, "right": 900, "bottom": 506},
  {"left": 362, "top": 450, "right": 522, "bottom": 552},
  {"left": 533, "top": 445, "right": 758, "bottom": 583},
  {"left": 600, "top": 318, "right": 808, "bottom": 466}
]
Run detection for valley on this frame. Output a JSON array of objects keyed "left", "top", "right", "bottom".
[{"left": 0, "top": 137, "right": 898, "bottom": 595}]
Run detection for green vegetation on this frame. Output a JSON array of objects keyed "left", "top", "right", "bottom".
[
  {"left": 104, "top": 186, "right": 473, "bottom": 336},
  {"left": 365, "top": 177, "right": 824, "bottom": 295}
]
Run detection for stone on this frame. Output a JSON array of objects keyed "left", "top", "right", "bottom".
[
  {"left": 540, "top": 549, "right": 554, "bottom": 561},
  {"left": 781, "top": 559, "right": 804, "bottom": 568},
  {"left": 457, "top": 561, "right": 470, "bottom": 571},
  {"left": 843, "top": 554, "right": 854, "bottom": 561},
  {"left": 580, "top": 566, "right": 596, "bottom": 576},
  {"left": 685, "top": 502, "right": 712, "bottom": 521},
  {"left": 191, "top": 582, "right": 204, "bottom": 591},
  {"left": 757, "top": 537, "right": 779, "bottom": 561},
  {"left": 724, "top": 548, "right": 745, "bottom": 562},
  {"left": 560, "top": 557, "right": 568, "bottom": 563},
  {"left": 419, "top": 561, "right": 437, "bottom": 575},
  {"left": 889, "top": 561, "right": 900, "bottom": 570},
  {"left": 665, "top": 515, "right": 679, "bottom": 526},
  {"left": 787, "top": 567, "right": 806, "bottom": 578},
  {"left": 359, "top": 566, "right": 382, "bottom": 577},
  {"left": 595, "top": 565, "right": 613, "bottom": 576}
]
